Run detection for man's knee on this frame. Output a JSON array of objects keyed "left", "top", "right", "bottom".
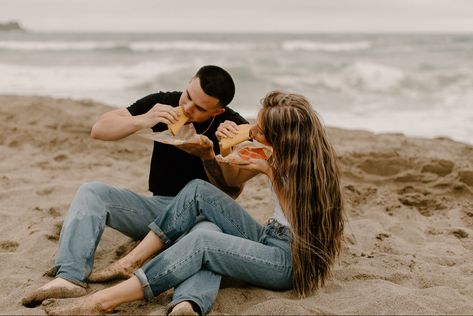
[
  {"left": 76, "top": 181, "right": 112, "bottom": 200},
  {"left": 69, "top": 181, "right": 114, "bottom": 217}
]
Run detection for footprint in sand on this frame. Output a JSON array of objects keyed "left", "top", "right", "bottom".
[
  {"left": 397, "top": 186, "right": 446, "bottom": 216},
  {"left": 45, "top": 221, "right": 63, "bottom": 241},
  {"left": 421, "top": 159, "right": 454, "bottom": 177},
  {"left": 458, "top": 170, "right": 473, "bottom": 187},
  {"left": 36, "top": 187, "right": 54, "bottom": 196},
  {"left": 344, "top": 184, "right": 378, "bottom": 207},
  {"left": 357, "top": 155, "right": 410, "bottom": 177},
  {"left": 0, "top": 240, "right": 19, "bottom": 252},
  {"left": 460, "top": 207, "right": 473, "bottom": 229},
  {"left": 53, "top": 154, "right": 68, "bottom": 162},
  {"left": 450, "top": 228, "right": 469, "bottom": 239}
]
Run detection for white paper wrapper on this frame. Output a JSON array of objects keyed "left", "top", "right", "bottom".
[
  {"left": 137, "top": 124, "right": 199, "bottom": 145},
  {"left": 216, "top": 141, "right": 273, "bottom": 165}
]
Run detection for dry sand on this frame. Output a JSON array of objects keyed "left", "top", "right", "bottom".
[{"left": 1, "top": 94, "right": 473, "bottom": 315}]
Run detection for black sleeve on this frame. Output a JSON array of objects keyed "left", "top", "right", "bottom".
[
  {"left": 127, "top": 91, "right": 181, "bottom": 116},
  {"left": 223, "top": 108, "right": 249, "bottom": 125}
]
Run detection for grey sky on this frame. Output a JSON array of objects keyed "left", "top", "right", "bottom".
[{"left": 1, "top": 0, "right": 472, "bottom": 33}]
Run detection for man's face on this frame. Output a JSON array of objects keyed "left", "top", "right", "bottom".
[{"left": 179, "top": 77, "right": 225, "bottom": 123}]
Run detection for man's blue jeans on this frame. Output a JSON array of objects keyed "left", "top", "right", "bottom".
[
  {"left": 54, "top": 181, "right": 220, "bottom": 313},
  {"left": 134, "top": 179, "right": 293, "bottom": 315}
]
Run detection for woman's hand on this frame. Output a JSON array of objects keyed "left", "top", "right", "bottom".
[
  {"left": 218, "top": 151, "right": 271, "bottom": 176},
  {"left": 215, "top": 120, "right": 241, "bottom": 140}
]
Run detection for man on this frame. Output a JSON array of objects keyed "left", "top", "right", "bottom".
[{"left": 22, "top": 65, "right": 248, "bottom": 314}]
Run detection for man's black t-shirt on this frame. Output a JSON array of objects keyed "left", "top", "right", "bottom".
[{"left": 127, "top": 91, "right": 248, "bottom": 196}]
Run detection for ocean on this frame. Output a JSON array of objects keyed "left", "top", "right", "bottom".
[{"left": 0, "top": 31, "right": 472, "bottom": 144}]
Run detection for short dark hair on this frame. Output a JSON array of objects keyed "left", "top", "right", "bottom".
[{"left": 195, "top": 65, "right": 235, "bottom": 107}]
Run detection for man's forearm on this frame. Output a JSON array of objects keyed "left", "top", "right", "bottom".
[{"left": 91, "top": 109, "right": 143, "bottom": 141}]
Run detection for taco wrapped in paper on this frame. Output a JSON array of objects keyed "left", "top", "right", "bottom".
[
  {"left": 217, "top": 140, "right": 272, "bottom": 165},
  {"left": 219, "top": 124, "right": 252, "bottom": 157}
]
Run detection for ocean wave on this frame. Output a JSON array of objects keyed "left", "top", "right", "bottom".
[
  {"left": 0, "top": 40, "right": 254, "bottom": 52},
  {"left": 272, "top": 61, "right": 473, "bottom": 96},
  {"left": 0, "top": 39, "right": 373, "bottom": 52},
  {"left": 0, "top": 61, "right": 184, "bottom": 96},
  {"left": 341, "top": 61, "right": 405, "bottom": 91},
  {"left": 282, "top": 40, "right": 372, "bottom": 52},
  {"left": 0, "top": 40, "right": 121, "bottom": 51},
  {"left": 130, "top": 41, "right": 252, "bottom": 52}
]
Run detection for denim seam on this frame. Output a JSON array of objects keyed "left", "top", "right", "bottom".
[
  {"left": 194, "top": 193, "right": 250, "bottom": 240},
  {"left": 106, "top": 203, "right": 140, "bottom": 214},
  {"left": 55, "top": 274, "right": 88, "bottom": 288},
  {"left": 150, "top": 246, "right": 290, "bottom": 285}
]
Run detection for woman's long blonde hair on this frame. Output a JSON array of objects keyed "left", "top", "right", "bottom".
[{"left": 261, "top": 91, "right": 344, "bottom": 297}]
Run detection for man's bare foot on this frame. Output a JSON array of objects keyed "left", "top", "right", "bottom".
[
  {"left": 21, "top": 277, "right": 86, "bottom": 308},
  {"left": 88, "top": 260, "right": 137, "bottom": 283},
  {"left": 42, "top": 296, "right": 108, "bottom": 316},
  {"left": 168, "top": 301, "right": 199, "bottom": 316}
]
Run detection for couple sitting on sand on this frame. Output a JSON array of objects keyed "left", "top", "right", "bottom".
[{"left": 22, "top": 65, "right": 344, "bottom": 315}]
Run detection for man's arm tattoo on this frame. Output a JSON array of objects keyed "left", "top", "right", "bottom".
[{"left": 203, "top": 159, "right": 242, "bottom": 198}]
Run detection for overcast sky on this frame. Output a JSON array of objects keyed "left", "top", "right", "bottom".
[{"left": 1, "top": 0, "right": 472, "bottom": 33}]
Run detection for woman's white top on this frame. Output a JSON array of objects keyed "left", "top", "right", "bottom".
[{"left": 271, "top": 182, "right": 291, "bottom": 228}]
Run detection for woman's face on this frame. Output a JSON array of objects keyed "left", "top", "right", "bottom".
[{"left": 250, "top": 110, "right": 270, "bottom": 146}]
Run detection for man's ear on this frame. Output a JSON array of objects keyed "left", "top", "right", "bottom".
[{"left": 214, "top": 107, "right": 225, "bottom": 116}]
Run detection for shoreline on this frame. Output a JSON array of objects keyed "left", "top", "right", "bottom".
[{"left": 1, "top": 94, "right": 473, "bottom": 314}]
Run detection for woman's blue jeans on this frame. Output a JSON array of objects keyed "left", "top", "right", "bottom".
[
  {"left": 54, "top": 181, "right": 221, "bottom": 313},
  {"left": 134, "top": 179, "right": 293, "bottom": 315}
]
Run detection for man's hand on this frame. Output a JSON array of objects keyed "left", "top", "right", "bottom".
[
  {"left": 174, "top": 134, "right": 215, "bottom": 160},
  {"left": 138, "top": 103, "right": 179, "bottom": 129}
]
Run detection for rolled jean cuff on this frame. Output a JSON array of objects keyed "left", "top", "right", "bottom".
[
  {"left": 55, "top": 273, "right": 88, "bottom": 288},
  {"left": 148, "top": 222, "right": 173, "bottom": 248},
  {"left": 134, "top": 268, "right": 154, "bottom": 301}
]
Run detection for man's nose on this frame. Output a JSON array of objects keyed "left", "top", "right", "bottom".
[{"left": 182, "top": 102, "right": 194, "bottom": 116}]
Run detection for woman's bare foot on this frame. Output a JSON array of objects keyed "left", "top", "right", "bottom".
[
  {"left": 21, "top": 277, "right": 86, "bottom": 308},
  {"left": 88, "top": 259, "right": 138, "bottom": 283},
  {"left": 168, "top": 301, "right": 199, "bottom": 316},
  {"left": 42, "top": 295, "right": 109, "bottom": 316}
]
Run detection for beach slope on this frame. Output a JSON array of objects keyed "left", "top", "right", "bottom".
[{"left": 1, "top": 95, "right": 472, "bottom": 314}]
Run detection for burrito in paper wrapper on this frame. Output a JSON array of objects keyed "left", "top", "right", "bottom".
[{"left": 168, "top": 107, "right": 189, "bottom": 136}]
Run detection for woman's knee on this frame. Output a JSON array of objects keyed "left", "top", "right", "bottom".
[
  {"left": 186, "top": 179, "right": 220, "bottom": 197},
  {"left": 190, "top": 221, "right": 222, "bottom": 233},
  {"left": 184, "top": 229, "right": 217, "bottom": 248}
]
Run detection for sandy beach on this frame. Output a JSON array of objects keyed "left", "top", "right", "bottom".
[{"left": 1, "top": 94, "right": 473, "bottom": 315}]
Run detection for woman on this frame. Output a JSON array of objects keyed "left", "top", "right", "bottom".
[{"left": 43, "top": 91, "right": 344, "bottom": 315}]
